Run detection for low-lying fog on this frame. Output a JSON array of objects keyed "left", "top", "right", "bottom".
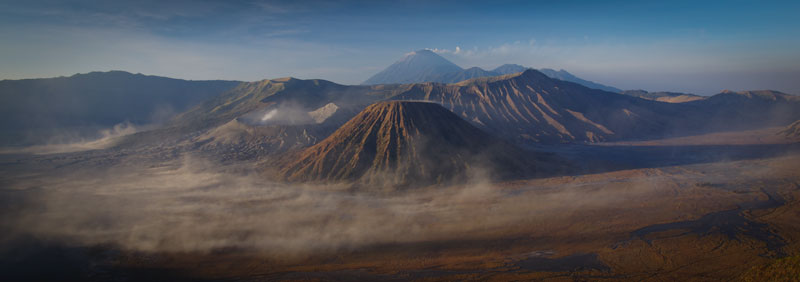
[
  {"left": 0, "top": 152, "right": 699, "bottom": 259},
  {"left": 4, "top": 137, "right": 798, "bottom": 266},
  {"left": 0, "top": 122, "right": 141, "bottom": 155}
]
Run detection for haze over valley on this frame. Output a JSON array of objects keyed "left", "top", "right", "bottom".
[{"left": 2, "top": 1, "right": 800, "bottom": 281}]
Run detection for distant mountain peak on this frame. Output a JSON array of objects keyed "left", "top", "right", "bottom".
[
  {"left": 412, "top": 48, "right": 437, "bottom": 55},
  {"left": 496, "top": 63, "right": 526, "bottom": 68},
  {"left": 521, "top": 68, "right": 549, "bottom": 78},
  {"left": 272, "top": 77, "right": 297, "bottom": 82},
  {"left": 363, "top": 49, "right": 463, "bottom": 85},
  {"left": 397, "top": 49, "right": 439, "bottom": 61},
  {"left": 492, "top": 64, "right": 529, "bottom": 75},
  {"left": 364, "top": 51, "right": 622, "bottom": 92},
  {"left": 536, "top": 68, "right": 622, "bottom": 93}
]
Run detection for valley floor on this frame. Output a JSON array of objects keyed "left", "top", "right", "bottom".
[{"left": 1, "top": 128, "right": 800, "bottom": 281}]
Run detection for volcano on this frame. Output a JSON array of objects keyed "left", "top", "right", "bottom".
[
  {"left": 278, "top": 101, "right": 563, "bottom": 188},
  {"left": 362, "top": 49, "right": 463, "bottom": 85}
]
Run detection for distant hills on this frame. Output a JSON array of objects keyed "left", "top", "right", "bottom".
[
  {"left": 278, "top": 101, "right": 561, "bottom": 188},
  {"left": 688, "top": 90, "right": 800, "bottom": 131},
  {"left": 389, "top": 69, "right": 683, "bottom": 143},
  {"left": 4, "top": 53, "right": 799, "bottom": 189},
  {"left": 362, "top": 49, "right": 621, "bottom": 93},
  {"left": 140, "top": 69, "right": 800, "bottom": 153},
  {"left": 537, "top": 68, "right": 622, "bottom": 93},
  {"left": 164, "top": 69, "right": 650, "bottom": 148},
  {"left": 389, "top": 71, "right": 800, "bottom": 143},
  {"left": 0, "top": 71, "right": 239, "bottom": 146},
  {"left": 4, "top": 47, "right": 800, "bottom": 158},
  {"left": 5, "top": 67, "right": 798, "bottom": 152},
  {"left": 621, "top": 90, "right": 705, "bottom": 103},
  {"left": 158, "top": 77, "right": 414, "bottom": 158},
  {"left": 111, "top": 69, "right": 800, "bottom": 188}
]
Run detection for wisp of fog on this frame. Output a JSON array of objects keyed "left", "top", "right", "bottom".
[{"left": 3, "top": 151, "right": 789, "bottom": 260}]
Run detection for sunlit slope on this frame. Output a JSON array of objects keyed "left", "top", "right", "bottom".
[
  {"left": 117, "top": 78, "right": 413, "bottom": 151},
  {"left": 390, "top": 69, "right": 690, "bottom": 143},
  {"left": 391, "top": 70, "right": 800, "bottom": 144},
  {"left": 279, "top": 101, "right": 564, "bottom": 187},
  {"left": 118, "top": 72, "right": 800, "bottom": 152}
]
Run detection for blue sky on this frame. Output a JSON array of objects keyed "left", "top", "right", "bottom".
[{"left": 1, "top": 0, "right": 798, "bottom": 95}]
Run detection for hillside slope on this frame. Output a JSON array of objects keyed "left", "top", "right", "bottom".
[
  {"left": 687, "top": 90, "right": 800, "bottom": 131},
  {"left": 116, "top": 77, "right": 414, "bottom": 157},
  {"left": 388, "top": 70, "right": 800, "bottom": 144},
  {"left": 0, "top": 71, "right": 240, "bottom": 146},
  {"left": 278, "top": 101, "right": 562, "bottom": 188},
  {"left": 537, "top": 68, "right": 622, "bottom": 93},
  {"left": 116, "top": 73, "right": 800, "bottom": 158},
  {"left": 389, "top": 70, "right": 689, "bottom": 143}
]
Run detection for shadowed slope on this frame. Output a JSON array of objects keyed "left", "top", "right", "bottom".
[
  {"left": 0, "top": 71, "right": 239, "bottom": 146},
  {"left": 492, "top": 64, "right": 529, "bottom": 75},
  {"left": 115, "top": 78, "right": 412, "bottom": 152},
  {"left": 390, "top": 69, "right": 687, "bottom": 143},
  {"left": 389, "top": 70, "right": 800, "bottom": 144},
  {"left": 537, "top": 68, "right": 622, "bottom": 93},
  {"left": 114, "top": 73, "right": 800, "bottom": 158},
  {"left": 687, "top": 90, "right": 800, "bottom": 131},
  {"left": 279, "top": 101, "right": 562, "bottom": 188},
  {"left": 173, "top": 77, "right": 402, "bottom": 127}
]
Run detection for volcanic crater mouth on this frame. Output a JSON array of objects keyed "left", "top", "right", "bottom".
[{"left": 237, "top": 102, "right": 341, "bottom": 127}]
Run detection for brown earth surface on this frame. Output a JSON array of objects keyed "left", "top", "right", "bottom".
[
  {"left": 2, "top": 127, "right": 800, "bottom": 281},
  {"left": 278, "top": 101, "right": 562, "bottom": 188},
  {"left": 95, "top": 154, "right": 800, "bottom": 281}
]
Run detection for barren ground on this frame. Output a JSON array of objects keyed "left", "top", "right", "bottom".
[{"left": 1, "top": 128, "right": 799, "bottom": 281}]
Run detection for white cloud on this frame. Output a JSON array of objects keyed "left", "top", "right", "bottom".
[{"left": 428, "top": 45, "right": 475, "bottom": 56}]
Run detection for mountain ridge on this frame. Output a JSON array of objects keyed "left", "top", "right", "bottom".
[
  {"left": 388, "top": 69, "right": 680, "bottom": 143},
  {"left": 537, "top": 68, "right": 622, "bottom": 93},
  {"left": 0, "top": 71, "right": 241, "bottom": 146},
  {"left": 362, "top": 50, "right": 622, "bottom": 93},
  {"left": 389, "top": 69, "right": 800, "bottom": 144},
  {"left": 621, "top": 89, "right": 706, "bottom": 103},
  {"left": 277, "top": 101, "right": 563, "bottom": 188},
  {"left": 116, "top": 70, "right": 800, "bottom": 157}
]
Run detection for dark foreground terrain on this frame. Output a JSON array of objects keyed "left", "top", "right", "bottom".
[{"left": 2, "top": 127, "right": 800, "bottom": 281}]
